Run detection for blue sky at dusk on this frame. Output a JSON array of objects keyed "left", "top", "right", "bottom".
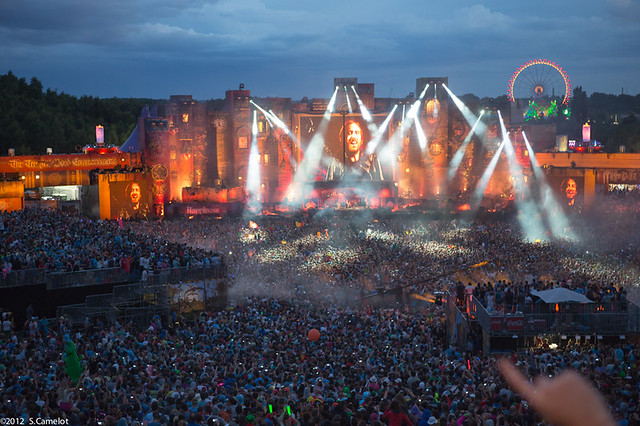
[{"left": 1, "top": 0, "right": 639, "bottom": 100}]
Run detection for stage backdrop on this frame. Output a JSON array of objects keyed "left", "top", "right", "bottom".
[{"left": 298, "top": 113, "right": 390, "bottom": 181}]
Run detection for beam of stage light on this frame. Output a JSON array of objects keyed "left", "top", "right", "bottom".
[
  {"left": 413, "top": 115, "right": 428, "bottom": 153},
  {"left": 376, "top": 84, "right": 428, "bottom": 167},
  {"left": 448, "top": 111, "right": 485, "bottom": 181},
  {"left": 379, "top": 99, "right": 422, "bottom": 169},
  {"left": 251, "top": 103, "right": 299, "bottom": 170},
  {"left": 432, "top": 84, "right": 439, "bottom": 118},
  {"left": 498, "top": 111, "right": 547, "bottom": 242},
  {"left": 344, "top": 86, "right": 353, "bottom": 113},
  {"left": 366, "top": 105, "right": 397, "bottom": 155},
  {"left": 267, "top": 109, "right": 304, "bottom": 151},
  {"left": 245, "top": 110, "right": 262, "bottom": 213},
  {"left": 351, "top": 86, "right": 372, "bottom": 122},
  {"left": 285, "top": 87, "right": 339, "bottom": 205},
  {"left": 418, "top": 83, "right": 430, "bottom": 100},
  {"left": 352, "top": 86, "right": 378, "bottom": 139},
  {"left": 442, "top": 83, "right": 487, "bottom": 135},
  {"left": 522, "top": 131, "right": 575, "bottom": 240},
  {"left": 406, "top": 83, "right": 431, "bottom": 154},
  {"left": 470, "top": 140, "right": 504, "bottom": 212},
  {"left": 250, "top": 100, "right": 301, "bottom": 170},
  {"left": 249, "top": 99, "right": 303, "bottom": 152}
]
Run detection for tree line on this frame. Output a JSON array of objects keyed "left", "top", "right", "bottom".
[{"left": 0, "top": 71, "right": 157, "bottom": 156}]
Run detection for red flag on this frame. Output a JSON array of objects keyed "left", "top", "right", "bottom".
[{"left": 249, "top": 220, "right": 259, "bottom": 229}]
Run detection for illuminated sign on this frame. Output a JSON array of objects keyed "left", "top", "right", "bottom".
[{"left": 0, "top": 154, "right": 124, "bottom": 173}]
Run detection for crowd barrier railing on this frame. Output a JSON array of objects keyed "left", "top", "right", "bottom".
[
  {"left": 0, "top": 268, "right": 47, "bottom": 287},
  {"left": 47, "top": 268, "right": 131, "bottom": 290},
  {"left": 467, "top": 294, "right": 640, "bottom": 337},
  {"left": 1, "top": 261, "right": 227, "bottom": 290}
]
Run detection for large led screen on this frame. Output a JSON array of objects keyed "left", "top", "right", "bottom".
[
  {"left": 548, "top": 175, "right": 584, "bottom": 214},
  {"left": 299, "top": 114, "right": 388, "bottom": 181},
  {"left": 110, "top": 178, "right": 151, "bottom": 220}
]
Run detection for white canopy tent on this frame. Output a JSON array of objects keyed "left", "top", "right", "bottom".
[{"left": 530, "top": 287, "right": 593, "bottom": 304}]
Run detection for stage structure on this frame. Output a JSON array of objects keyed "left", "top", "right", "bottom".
[{"left": 3, "top": 74, "right": 640, "bottom": 218}]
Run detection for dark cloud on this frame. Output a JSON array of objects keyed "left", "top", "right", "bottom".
[{"left": 1, "top": 0, "right": 638, "bottom": 99}]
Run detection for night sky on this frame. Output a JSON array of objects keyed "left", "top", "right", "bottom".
[{"left": 2, "top": 0, "right": 639, "bottom": 101}]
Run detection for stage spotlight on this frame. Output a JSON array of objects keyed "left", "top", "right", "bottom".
[
  {"left": 351, "top": 86, "right": 374, "bottom": 124},
  {"left": 251, "top": 99, "right": 303, "bottom": 153},
  {"left": 244, "top": 110, "right": 262, "bottom": 215},
  {"left": 497, "top": 111, "right": 548, "bottom": 242},
  {"left": 418, "top": 83, "right": 430, "bottom": 100},
  {"left": 344, "top": 86, "right": 353, "bottom": 113}
]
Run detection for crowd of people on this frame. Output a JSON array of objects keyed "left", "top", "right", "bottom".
[
  {"left": 1, "top": 296, "right": 637, "bottom": 426},
  {"left": 128, "top": 205, "right": 640, "bottom": 304},
  {"left": 1, "top": 197, "right": 640, "bottom": 425},
  {"left": 0, "top": 209, "right": 222, "bottom": 277}
]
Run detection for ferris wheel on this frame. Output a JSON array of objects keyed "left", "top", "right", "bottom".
[{"left": 507, "top": 59, "right": 571, "bottom": 105}]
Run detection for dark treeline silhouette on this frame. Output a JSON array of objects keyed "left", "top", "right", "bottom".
[
  {"left": 0, "top": 71, "right": 160, "bottom": 156},
  {"left": 2, "top": 71, "right": 640, "bottom": 156}
]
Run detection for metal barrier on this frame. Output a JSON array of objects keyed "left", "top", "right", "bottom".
[
  {"left": 467, "top": 294, "right": 640, "bottom": 337},
  {"left": 112, "top": 283, "right": 144, "bottom": 304},
  {"left": 55, "top": 265, "right": 225, "bottom": 325},
  {"left": 2, "top": 263, "right": 226, "bottom": 290},
  {"left": 143, "top": 265, "right": 226, "bottom": 287},
  {"left": 47, "top": 268, "right": 130, "bottom": 290},
  {"left": 468, "top": 295, "right": 492, "bottom": 331},
  {"left": 0, "top": 268, "right": 47, "bottom": 287},
  {"left": 56, "top": 304, "right": 112, "bottom": 323}
]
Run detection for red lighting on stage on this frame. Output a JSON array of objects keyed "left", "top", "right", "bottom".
[{"left": 85, "top": 146, "right": 119, "bottom": 155}]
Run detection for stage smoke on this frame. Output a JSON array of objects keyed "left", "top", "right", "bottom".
[{"left": 522, "top": 132, "right": 575, "bottom": 240}]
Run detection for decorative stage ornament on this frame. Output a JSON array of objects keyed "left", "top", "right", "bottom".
[{"left": 151, "top": 164, "right": 168, "bottom": 182}]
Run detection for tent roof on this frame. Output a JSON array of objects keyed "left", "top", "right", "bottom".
[
  {"left": 119, "top": 123, "right": 139, "bottom": 153},
  {"left": 530, "top": 287, "right": 593, "bottom": 304}
]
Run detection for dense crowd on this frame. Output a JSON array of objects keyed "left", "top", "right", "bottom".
[
  {"left": 0, "top": 209, "right": 221, "bottom": 276},
  {"left": 2, "top": 197, "right": 640, "bottom": 425},
  {"left": 128, "top": 206, "right": 640, "bottom": 302},
  {"left": 1, "top": 297, "right": 638, "bottom": 426}
]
